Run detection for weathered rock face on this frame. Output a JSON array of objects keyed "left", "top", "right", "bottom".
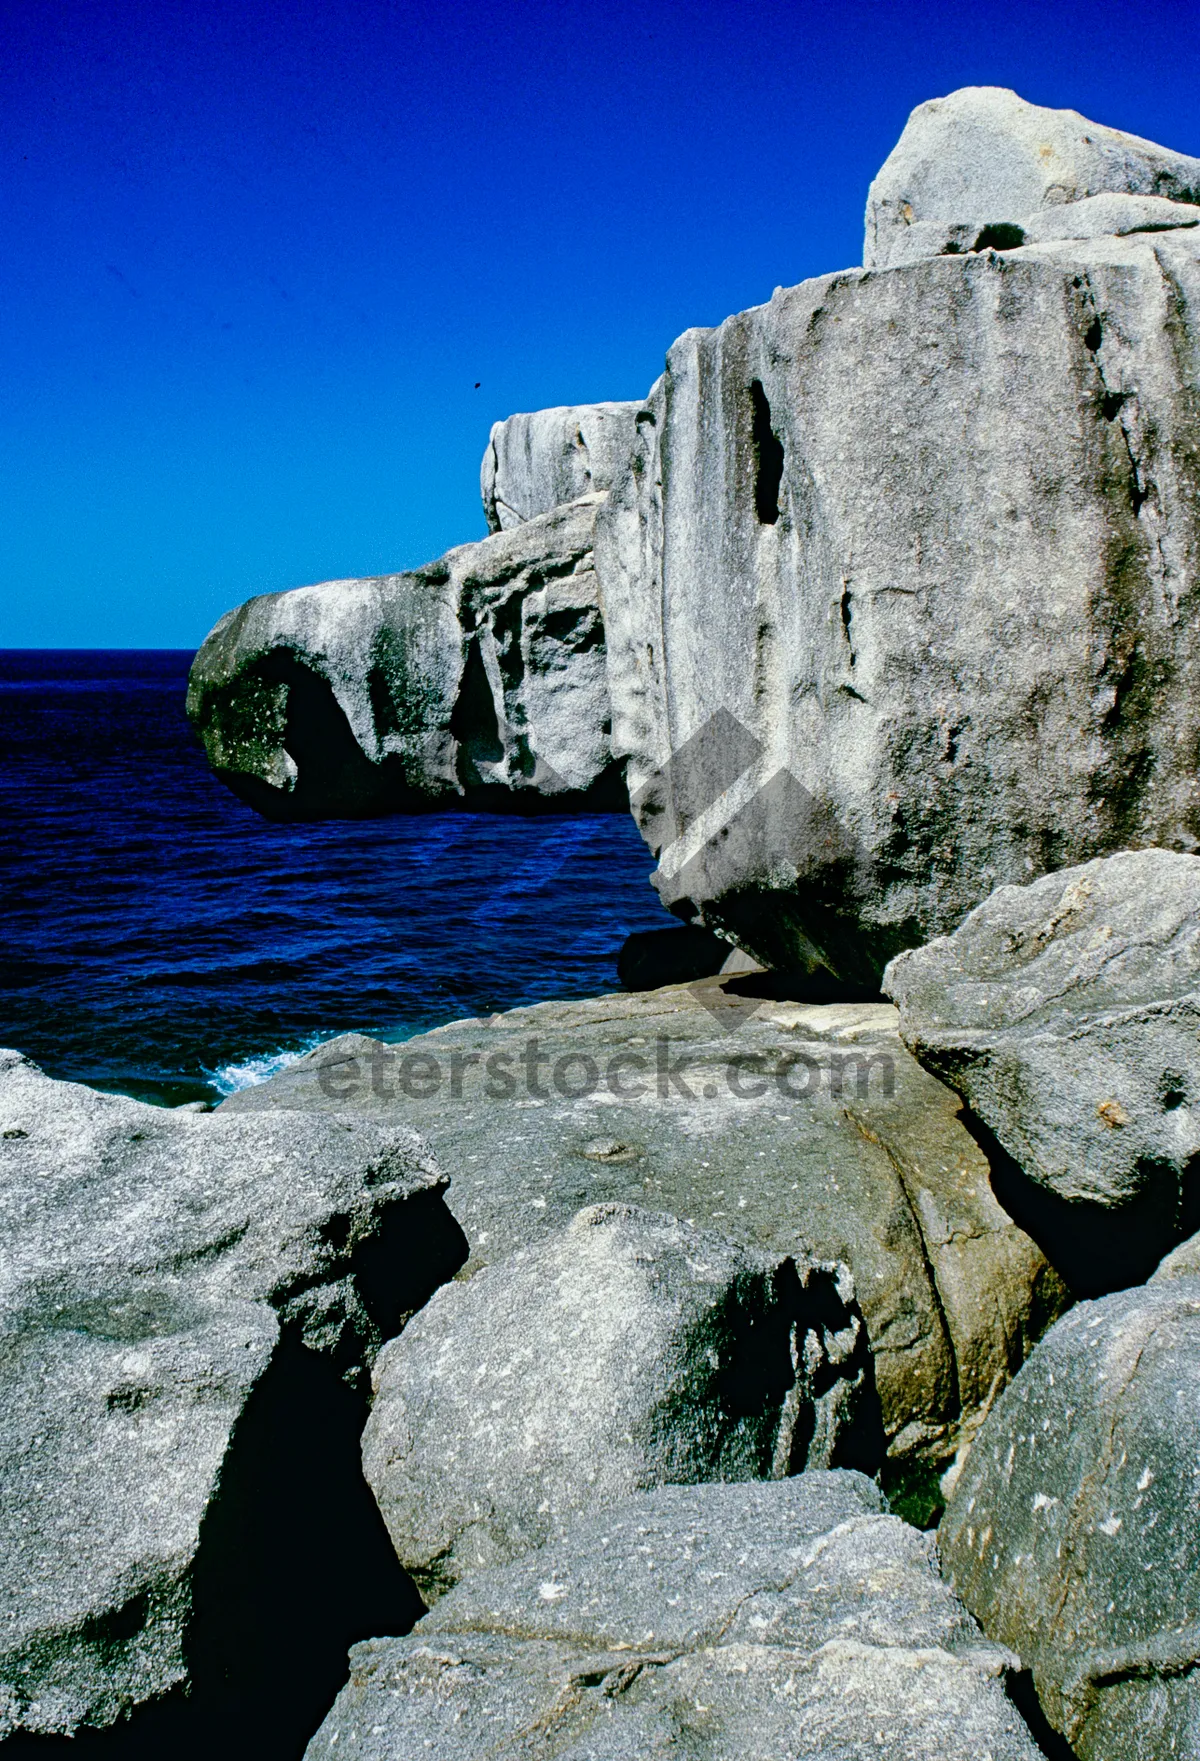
[
  {"left": 481, "top": 402, "right": 641, "bottom": 533},
  {"left": 596, "top": 210, "right": 1200, "bottom": 987},
  {"left": 0, "top": 1048, "right": 464, "bottom": 1746},
  {"left": 886, "top": 849, "right": 1200, "bottom": 1291},
  {"left": 362, "top": 1201, "right": 872, "bottom": 1599},
  {"left": 940, "top": 1279, "right": 1200, "bottom": 1761},
  {"left": 865, "top": 86, "right": 1200, "bottom": 269},
  {"left": 186, "top": 494, "right": 623, "bottom": 820},
  {"left": 306, "top": 1472, "right": 1042, "bottom": 1761},
  {"left": 224, "top": 976, "right": 1069, "bottom": 1485}
]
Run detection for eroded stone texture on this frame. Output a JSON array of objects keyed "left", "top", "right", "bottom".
[
  {"left": 481, "top": 403, "right": 640, "bottom": 532},
  {"left": 186, "top": 495, "right": 621, "bottom": 819},
  {"left": 0, "top": 1048, "right": 459, "bottom": 1741},
  {"left": 305, "top": 1474, "right": 1041, "bottom": 1761},
  {"left": 865, "top": 86, "right": 1200, "bottom": 268},
  {"left": 224, "top": 978, "right": 1068, "bottom": 1476},
  {"left": 596, "top": 224, "right": 1200, "bottom": 987},
  {"left": 940, "top": 1280, "right": 1200, "bottom": 1761},
  {"left": 362, "top": 1202, "right": 872, "bottom": 1598},
  {"left": 886, "top": 849, "right": 1200, "bottom": 1289}
]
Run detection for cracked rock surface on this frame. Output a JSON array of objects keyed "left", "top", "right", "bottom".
[
  {"left": 0, "top": 1048, "right": 460, "bottom": 1742},
  {"left": 940, "top": 1279, "right": 1200, "bottom": 1761},
  {"left": 186, "top": 493, "right": 621, "bottom": 819},
  {"left": 224, "top": 976, "right": 1069, "bottom": 1477},
  {"left": 597, "top": 155, "right": 1200, "bottom": 988},
  {"left": 362, "top": 1202, "right": 873, "bottom": 1599},
  {"left": 481, "top": 402, "right": 640, "bottom": 533},
  {"left": 886, "top": 849, "right": 1200, "bottom": 1290},
  {"left": 305, "top": 1472, "right": 1042, "bottom": 1760}
]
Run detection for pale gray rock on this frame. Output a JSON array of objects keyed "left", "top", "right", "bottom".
[
  {"left": 940, "top": 1280, "right": 1200, "bottom": 1761},
  {"left": 362, "top": 1202, "right": 871, "bottom": 1599},
  {"left": 885, "top": 850, "right": 1200, "bottom": 1288},
  {"left": 186, "top": 494, "right": 622, "bottom": 819},
  {"left": 596, "top": 218, "right": 1200, "bottom": 990},
  {"left": 0, "top": 1048, "right": 459, "bottom": 1741},
  {"left": 225, "top": 979, "right": 1069, "bottom": 1487},
  {"left": 880, "top": 191, "right": 1200, "bottom": 268},
  {"left": 866, "top": 86, "right": 1200, "bottom": 268},
  {"left": 481, "top": 402, "right": 641, "bottom": 532},
  {"left": 305, "top": 1474, "right": 1042, "bottom": 1761}
]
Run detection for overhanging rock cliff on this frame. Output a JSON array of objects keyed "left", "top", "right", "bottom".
[
  {"left": 187, "top": 494, "right": 623, "bottom": 819},
  {"left": 190, "top": 88, "right": 1200, "bottom": 997}
]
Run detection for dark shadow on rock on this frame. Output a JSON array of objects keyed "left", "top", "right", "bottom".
[
  {"left": 1006, "top": 1670, "right": 1080, "bottom": 1760},
  {"left": 720, "top": 967, "right": 884, "bottom": 1006},
  {"left": 964, "top": 1108, "right": 1180, "bottom": 1298},
  {"left": 354, "top": 1184, "right": 470, "bottom": 1341},
  {"left": 3, "top": 1332, "right": 424, "bottom": 1761},
  {"left": 617, "top": 925, "right": 730, "bottom": 991},
  {"left": 214, "top": 652, "right": 629, "bottom": 822}
]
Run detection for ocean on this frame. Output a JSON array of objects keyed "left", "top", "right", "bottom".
[{"left": 0, "top": 650, "right": 675, "bottom": 1107}]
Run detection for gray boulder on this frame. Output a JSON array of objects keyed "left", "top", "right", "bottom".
[
  {"left": 940, "top": 1279, "right": 1200, "bottom": 1761},
  {"left": 0, "top": 1048, "right": 462, "bottom": 1744},
  {"left": 186, "top": 494, "right": 622, "bottom": 819},
  {"left": 306, "top": 1473, "right": 1042, "bottom": 1760},
  {"left": 596, "top": 188, "right": 1200, "bottom": 989},
  {"left": 866, "top": 86, "right": 1200, "bottom": 268},
  {"left": 225, "top": 978, "right": 1069, "bottom": 1489},
  {"left": 362, "top": 1201, "right": 872, "bottom": 1599},
  {"left": 885, "top": 849, "right": 1200, "bottom": 1290},
  {"left": 481, "top": 402, "right": 641, "bottom": 532}
]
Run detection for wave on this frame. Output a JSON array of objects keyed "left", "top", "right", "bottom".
[{"left": 204, "top": 1034, "right": 332, "bottom": 1097}]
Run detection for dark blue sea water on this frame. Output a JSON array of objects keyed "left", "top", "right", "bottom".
[{"left": 0, "top": 651, "right": 675, "bottom": 1106}]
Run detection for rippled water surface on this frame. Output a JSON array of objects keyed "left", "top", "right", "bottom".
[{"left": 0, "top": 651, "right": 673, "bottom": 1104}]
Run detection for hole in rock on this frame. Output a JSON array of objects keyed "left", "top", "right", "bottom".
[
  {"left": 1006, "top": 1669, "right": 1080, "bottom": 1759},
  {"left": 749, "top": 380, "right": 784, "bottom": 525},
  {"left": 972, "top": 223, "right": 1026, "bottom": 251},
  {"left": 449, "top": 635, "right": 505, "bottom": 786},
  {"left": 1101, "top": 390, "right": 1129, "bottom": 421},
  {"left": 966, "top": 1109, "right": 1182, "bottom": 1296},
  {"left": 4, "top": 1332, "right": 425, "bottom": 1761},
  {"left": 1083, "top": 316, "right": 1103, "bottom": 352},
  {"left": 881, "top": 1455, "right": 944, "bottom": 1530}
]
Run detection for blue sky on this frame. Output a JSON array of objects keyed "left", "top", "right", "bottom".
[{"left": 1, "top": 0, "right": 1197, "bottom": 648}]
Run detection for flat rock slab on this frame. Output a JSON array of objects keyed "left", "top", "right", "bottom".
[
  {"left": 225, "top": 978, "right": 1068, "bottom": 1471},
  {"left": 0, "top": 1048, "right": 459, "bottom": 1741},
  {"left": 886, "top": 849, "right": 1200, "bottom": 1286},
  {"left": 940, "top": 1278, "right": 1200, "bottom": 1760},
  {"left": 363, "top": 1202, "right": 871, "bottom": 1598},
  {"left": 305, "top": 1473, "right": 1042, "bottom": 1760}
]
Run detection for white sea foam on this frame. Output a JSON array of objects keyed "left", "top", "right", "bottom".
[{"left": 204, "top": 1035, "right": 330, "bottom": 1097}]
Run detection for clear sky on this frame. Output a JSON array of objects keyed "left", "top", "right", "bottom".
[{"left": 2, "top": 0, "right": 1198, "bottom": 648}]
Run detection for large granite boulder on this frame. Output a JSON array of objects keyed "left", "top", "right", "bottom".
[
  {"left": 0, "top": 1048, "right": 464, "bottom": 1748},
  {"left": 866, "top": 87, "right": 1200, "bottom": 269},
  {"left": 596, "top": 124, "right": 1200, "bottom": 990},
  {"left": 186, "top": 494, "right": 623, "bottom": 820},
  {"left": 305, "top": 1472, "right": 1042, "bottom": 1760},
  {"left": 224, "top": 976, "right": 1069, "bottom": 1490},
  {"left": 940, "top": 1279, "right": 1200, "bottom": 1761},
  {"left": 886, "top": 849, "right": 1200, "bottom": 1291},
  {"left": 481, "top": 402, "right": 641, "bottom": 532},
  {"left": 362, "top": 1201, "right": 872, "bottom": 1599}
]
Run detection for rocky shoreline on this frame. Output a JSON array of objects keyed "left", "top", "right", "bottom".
[{"left": 9, "top": 84, "right": 1200, "bottom": 1760}]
